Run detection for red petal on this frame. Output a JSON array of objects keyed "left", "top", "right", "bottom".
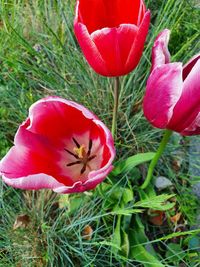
[
  {"left": 125, "top": 10, "right": 150, "bottom": 73},
  {"left": 76, "top": 0, "right": 145, "bottom": 33},
  {"left": 28, "top": 97, "right": 96, "bottom": 147},
  {"left": 74, "top": 22, "right": 108, "bottom": 75},
  {"left": 91, "top": 24, "right": 138, "bottom": 76}
]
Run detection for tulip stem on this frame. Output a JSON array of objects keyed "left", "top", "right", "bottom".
[
  {"left": 140, "top": 129, "right": 173, "bottom": 190},
  {"left": 111, "top": 77, "right": 120, "bottom": 138}
]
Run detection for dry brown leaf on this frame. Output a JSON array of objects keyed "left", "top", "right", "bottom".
[
  {"left": 82, "top": 225, "right": 93, "bottom": 240},
  {"left": 13, "top": 214, "right": 30, "bottom": 230},
  {"left": 148, "top": 210, "right": 164, "bottom": 226},
  {"left": 170, "top": 212, "right": 182, "bottom": 224}
]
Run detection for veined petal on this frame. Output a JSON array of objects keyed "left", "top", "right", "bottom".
[
  {"left": 91, "top": 24, "right": 138, "bottom": 76},
  {"left": 151, "top": 29, "right": 171, "bottom": 71},
  {"left": 143, "top": 63, "right": 183, "bottom": 128},
  {"left": 125, "top": 10, "right": 150, "bottom": 73},
  {"left": 168, "top": 59, "right": 200, "bottom": 132}
]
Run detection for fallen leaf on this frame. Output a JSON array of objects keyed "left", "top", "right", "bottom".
[
  {"left": 82, "top": 225, "right": 93, "bottom": 240},
  {"left": 170, "top": 212, "right": 182, "bottom": 224},
  {"left": 13, "top": 214, "right": 30, "bottom": 230},
  {"left": 148, "top": 210, "right": 164, "bottom": 226}
]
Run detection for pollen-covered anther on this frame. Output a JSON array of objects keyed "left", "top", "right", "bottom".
[
  {"left": 66, "top": 138, "right": 97, "bottom": 175},
  {"left": 73, "top": 145, "right": 86, "bottom": 159}
]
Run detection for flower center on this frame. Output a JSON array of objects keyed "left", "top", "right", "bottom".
[{"left": 65, "top": 138, "right": 96, "bottom": 175}]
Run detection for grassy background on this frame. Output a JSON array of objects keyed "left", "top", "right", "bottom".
[{"left": 0, "top": 0, "right": 200, "bottom": 266}]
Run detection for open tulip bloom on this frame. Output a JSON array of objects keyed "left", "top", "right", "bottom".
[
  {"left": 143, "top": 29, "right": 200, "bottom": 136},
  {"left": 0, "top": 97, "right": 115, "bottom": 194},
  {"left": 74, "top": 0, "right": 150, "bottom": 77}
]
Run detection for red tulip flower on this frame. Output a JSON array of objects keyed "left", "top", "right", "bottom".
[
  {"left": 0, "top": 97, "right": 115, "bottom": 193},
  {"left": 74, "top": 0, "right": 150, "bottom": 77},
  {"left": 143, "top": 29, "right": 200, "bottom": 135}
]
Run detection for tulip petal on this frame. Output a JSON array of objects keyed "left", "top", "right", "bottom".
[
  {"left": 0, "top": 145, "right": 60, "bottom": 179},
  {"left": 151, "top": 29, "right": 171, "bottom": 70},
  {"left": 54, "top": 165, "right": 113, "bottom": 194},
  {"left": 1, "top": 97, "right": 115, "bottom": 193},
  {"left": 74, "top": 22, "right": 108, "bottom": 76},
  {"left": 183, "top": 53, "right": 200, "bottom": 80},
  {"left": 168, "top": 59, "right": 200, "bottom": 132},
  {"left": 143, "top": 63, "right": 183, "bottom": 128},
  {"left": 125, "top": 10, "right": 150, "bottom": 72},
  {"left": 91, "top": 24, "right": 138, "bottom": 76},
  {"left": 76, "top": 0, "right": 144, "bottom": 33},
  {"left": 2, "top": 173, "right": 64, "bottom": 190},
  {"left": 27, "top": 97, "right": 97, "bottom": 147}
]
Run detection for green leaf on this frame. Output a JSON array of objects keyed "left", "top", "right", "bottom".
[
  {"left": 165, "top": 243, "right": 185, "bottom": 263},
  {"left": 129, "top": 216, "right": 164, "bottom": 267},
  {"left": 134, "top": 194, "right": 175, "bottom": 211},
  {"left": 121, "top": 230, "right": 130, "bottom": 257},
  {"left": 111, "top": 208, "right": 143, "bottom": 216},
  {"left": 111, "top": 215, "right": 122, "bottom": 254},
  {"left": 112, "top": 152, "right": 155, "bottom": 176}
]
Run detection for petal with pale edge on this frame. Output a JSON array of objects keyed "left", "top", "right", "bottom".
[
  {"left": 0, "top": 97, "right": 115, "bottom": 193},
  {"left": 151, "top": 29, "right": 171, "bottom": 71},
  {"left": 143, "top": 63, "right": 183, "bottom": 128},
  {"left": 168, "top": 59, "right": 200, "bottom": 133}
]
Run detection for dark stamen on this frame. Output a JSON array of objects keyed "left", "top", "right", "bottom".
[
  {"left": 87, "top": 139, "right": 93, "bottom": 156},
  {"left": 80, "top": 164, "right": 87, "bottom": 174},
  {"left": 72, "top": 137, "right": 80, "bottom": 148},
  {"left": 66, "top": 160, "right": 81, "bottom": 167},
  {"left": 88, "top": 155, "right": 96, "bottom": 161},
  {"left": 64, "top": 149, "right": 79, "bottom": 159}
]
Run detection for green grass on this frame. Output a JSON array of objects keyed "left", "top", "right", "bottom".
[{"left": 0, "top": 0, "right": 200, "bottom": 266}]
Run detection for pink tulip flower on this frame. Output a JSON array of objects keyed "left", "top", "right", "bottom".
[
  {"left": 143, "top": 29, "right": 200, "bottom": 135},
  {"left": 74, "top": 0, "right": 150, "bottom": 77},
  {"left": 0, "top": 97, "right": 115, "bottom": 193}
]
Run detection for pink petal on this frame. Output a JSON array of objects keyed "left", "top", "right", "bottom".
[
  {"left": 168, "top": 59, "right": 200, "bottom": 132},
  {"left": 0, "top": 145, "right": 61, "bottom": 180},
  {"left": 183, "top": 53, "right": 200, "bottom": 80},
  {"left": 54, "top": 166, "right": 113, "bottom": 194},
  {"left": 181, "top": 112, "right": 200, "bottom": 136},
  {"left": 91, "top": 24, "right": 138, "bottom": 76},
  {"left": 125, "top": 10, "right": 150, "bottom": 73},
  {"left": 143, "top": 63, "right": 183, "bottom": 128},
  {"left": 151, "top": 29, "right": 171, "bottom": 71},
  {"left": 0, "top": 96, "right": 115, "bottom": 193},
  {"left": 2, "top": 173, "right": 64, "bottom": 190}
]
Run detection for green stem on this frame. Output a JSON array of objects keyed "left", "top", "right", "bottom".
[
  {"left": 140, "top": 129, "right": 173, "bottom": 190},
  {"left": 111, "top": 77, "right": 120, "bottom": 138}
]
